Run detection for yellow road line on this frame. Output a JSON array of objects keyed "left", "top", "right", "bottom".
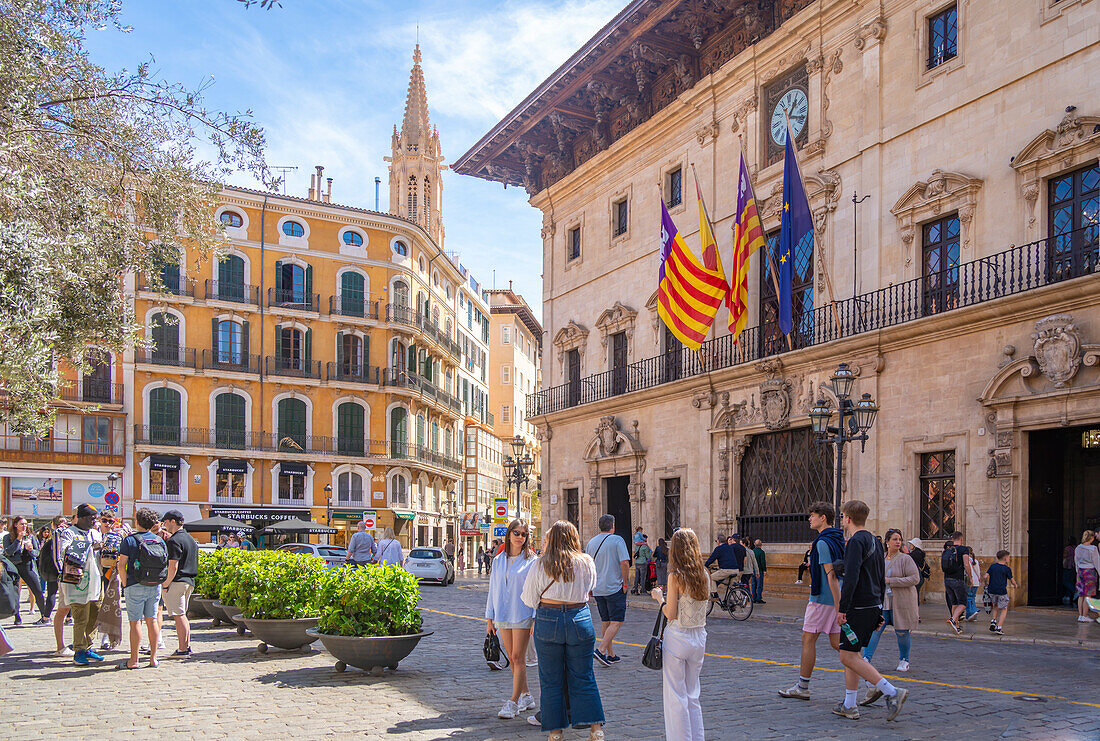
[{"left": 420, "top": 607, "right": 1100, "bottom": 708}]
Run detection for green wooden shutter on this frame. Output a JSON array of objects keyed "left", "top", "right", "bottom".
[
  {"left": 215, "top": 392, "right": 246, "bottom": 449},
  {"left": 212, "top": 317, "right": 220, "bottom": 357},
  {"left": 241, "top": 320, "right": 250, "bottom": 360},
  {"left": 149, "top": 387, "right": 181, "bottom": 443},
  {"left": 335, "top": 332, "right": 344, "bottom": 371},
  {"left": 304, "top": 328, "right": 312, "bottom": 369},
  {"left": 274, "top": 323, "right": 283, "bottom": 362},
  {"left": 274, "top": 259, "right": 284, "bottom": 293},
  {"left": 305, "top": 264, "right": 313, "bottom": 304}
]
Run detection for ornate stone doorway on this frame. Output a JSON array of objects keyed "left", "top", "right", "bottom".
[
  {"left": 1027, "top": 425, "right": 1100, "bottom": 606},
  {"left": 605, "top": 476, "right": 632, "bottom": 539}
]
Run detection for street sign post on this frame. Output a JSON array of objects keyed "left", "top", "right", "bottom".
[
  {"left": 493, "top": 497, "right": 508, "bottom": 524},
  {"left": 362, "top": 510, "right": 376, "bottom": 529},
  {"left": 493, "top": 525, "right": 508, "bottom": 538}
]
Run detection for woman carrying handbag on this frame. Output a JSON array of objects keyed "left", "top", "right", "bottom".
[
  {"left": 650, "top": 528, "right": 709, "bottom": 741},
  {"left": 485, "top": 519, "right": 538, "bottom": 719}
]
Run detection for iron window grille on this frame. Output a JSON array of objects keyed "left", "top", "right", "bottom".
[
  {"left": 920, "top": 451, "right": 956, "bottom": 540},
  {"left": 928, "top": 5, "right": 958, "bottom": 69},
  {"left": 667, "top": 168, "right": 683, "bottom": 208},
  {"left": 613, "top": 199, "right": 628, "bottom": 237}
]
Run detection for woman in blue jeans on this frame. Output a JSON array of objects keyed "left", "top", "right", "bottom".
[{"left": 521, "top": 520, "right": 605, "bottom": 741}]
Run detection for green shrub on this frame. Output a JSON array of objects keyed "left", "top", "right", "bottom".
[
  {"left": 316, "top": 565, "right": 422, "bottom": 637},
  {"left": 195, "top": 548, "right": 250, "bottom": 600},
  {"left": 231, "top": 551, "right": 327, "bottom": 620}
]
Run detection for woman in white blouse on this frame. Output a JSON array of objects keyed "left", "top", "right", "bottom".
[
  {"left": 521, "top": 520, "right": 606, "bottom": 741},
  {"left": 650, "top": 528, "right": 709, "bottom": 741}
]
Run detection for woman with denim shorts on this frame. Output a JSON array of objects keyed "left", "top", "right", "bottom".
[
  {"left": 521, "top": 520, "right": 605, "bottom": 741},
  {"left": 486, "top": 518, "right": 539, "bottom": 719}
]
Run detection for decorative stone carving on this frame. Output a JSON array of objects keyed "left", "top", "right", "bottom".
[
  {"left": 995, "top": 430, "right": 1012, "bottom": 448},
  {"left": 552, "top": 320, "right": 589, "bottom": 378},
  {"left": 760, "top": 377, "right": 793, "bottom": 430},
  {"left": 999, "top": 481, "right": 1012, "bottom": 551},
  {"left": 854, "top": 16, "right": 888, "bottom": 51},
  {"left": 998, "top": 345, "right": 1016, "bottom": 368},
  {"left": 696, "top": 119, "right": 720, "bottom": 147},
  {"left": 645, "top": 289, "right": 660, "bottom": 344},
  {"left": 891, "top": 170, "right": 983, "bottom": 267},
  {"left": 1032, "top": 314, "right": 1082, "bottom": 388},
  {"left": 717, "top": 448, "right": 730, "bottom": 501},
  {"left": 595, "top": 301, "right": 638, "bottom": 348},
  {"left": 985, "top": 453, "right": 998, "bottom": 479},
  {"left": 819, "top": 49, "right": 843, "bottom": 141},
  {"left": 729, "top": 95, "right": 758, "bottom": 134},
  {"left": 732, "top": 437, "right": 751, "bottom": 464},
  {"left": 596, "top": 415, "right": 621, "bottom": 457},
  {"left": 692, "top": 390, "right": 717, "bottom": 410}
]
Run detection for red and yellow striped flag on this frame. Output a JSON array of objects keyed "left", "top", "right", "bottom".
[
  {"left": 658, "top": 200, "right": 728, "bottom": 350},
  {"left": 729, "top": 151, "right": 768, "bottom": 342}
]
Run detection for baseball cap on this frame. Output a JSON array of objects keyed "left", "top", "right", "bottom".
[
  {"left": 161, "top": 509, "right": 185, "bottom": 524},
  {"left": 75, "top": 503, "right": 98, "bottom": 518}
]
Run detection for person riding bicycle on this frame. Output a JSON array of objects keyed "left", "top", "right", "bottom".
[{"left": 705, "top": 533, "right": 747, "bottom": 598}]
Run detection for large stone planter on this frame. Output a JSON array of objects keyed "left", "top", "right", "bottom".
[
  {"left": 241, "top": 616, "right": 320, "bottom": 653},
  {"left": 209, "top": 600, "right": 241, "bottom": 628},
  {"left": 188, "top": 596, "right": 212, "bottom": 619},
  {"left": 305, "top": 628, "right": 433, "bottom": 674}
]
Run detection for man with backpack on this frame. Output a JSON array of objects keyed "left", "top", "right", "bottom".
[
  {"left": 117, "top": 507, "right": 169, "bottom": 669},
  {"left": 941, "top": 531, "right": 974, "bottom": 635},
  {"left": 54, "top": 504, "right": 105, "bottom": 665}
]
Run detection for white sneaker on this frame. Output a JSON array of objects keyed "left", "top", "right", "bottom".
[
  {"left": 54, "top": 647, "right": 74, "bottom": 657},
  {"left": 527, "top": 714, "right": 541, "bottom": 727},
  {"left": 896, "top": 660, "right": 910, "bottom": 672},
  {"left": 794, "top": 580, "right": 803, "bottom": 584},
  {"left": 518, "top": 693, "right": 536, "bottom": 711},
  {"left": 498, "top": 700, "right": 518, "bottom": 719},
  {"left": 1078, "top": 616, "right": 1091, "bottom": 623}
]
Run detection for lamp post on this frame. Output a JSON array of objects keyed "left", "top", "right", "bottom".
[
  {"left": 503, "top": 435, "right": 534, "bottom": 521},
  {"left": 808, "top": 362, "right": 879, "bottom": 522},
  {"left": 323, "top": 483, "right": 333, "bottom": 527},
  {"left": 107, "top": 472, "right": 118, "bottom": 519}
]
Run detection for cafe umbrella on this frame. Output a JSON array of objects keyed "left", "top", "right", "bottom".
[
  {"left": 182, "top": 515, "right": 253, "bottom": 533},
  {"left": 260, "top": 519, "right": 338, "bottom": 535}
]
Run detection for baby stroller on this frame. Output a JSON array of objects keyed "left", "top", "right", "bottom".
[{"left": 644, "top": 561, "right": 657, "bottom": 592}]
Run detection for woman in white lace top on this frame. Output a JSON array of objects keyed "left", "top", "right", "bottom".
[{"left": 650, "top": 528, "right": 709, "bottom": 740}]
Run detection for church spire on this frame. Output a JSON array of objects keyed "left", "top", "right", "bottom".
[{"left": 400, "top": 44, "right": 431, "bottom": 150}]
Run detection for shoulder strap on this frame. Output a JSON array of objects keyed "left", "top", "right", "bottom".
[{"left": 592, "top": 533, "right": 609, "bottom": 560}]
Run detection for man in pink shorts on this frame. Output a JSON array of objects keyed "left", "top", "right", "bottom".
[{"left": 779, "top": 501, "right": 845, "bottom": 700}]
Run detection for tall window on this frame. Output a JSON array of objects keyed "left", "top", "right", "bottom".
[
  {"left": 278, "top": 327, "right": 304, "bottom": 370},
  {"left": 445, "top": 428, "right": 453, "bottom": 459},
  {"left": 502, "top": 326, "right": 511, "bottom": 345},
  {"left": 922, "top": 214, "right": 961, "bottom": 315},
  {"left": 390, "top": 407, "right": 408, "bottom": 458},
  {"left": 610, "top": 331, "right": 628, "bottom": 395},
  {"left": 565, "top": 487, "right": 579, "bottom": 530},
  {"left": 1048, "top": 164, "right": 1099, "bottom": 282},
  {"left": 416, "top": 414, "right": 426, "bottom": 450},
  {"left": 567, "top": 226, "right": 581, "bottom": 261},
  {"left": 338, "top": 472, "right": 364, "bottom": 504},
  {"left": 217, "top": 320, "right": 243, "bottom": 364},
  {"left": 214, "top": 392, "right": 246, "bottom": 449},
  {"left": 927, "top": 5, "right": 958, "bottom": 69},
  {"left": 424, "top": 177, "right": 431, "bottom": 229},
  {"left": 612, "top": 198, "right": 628, "bottom": 237},
  {"left": 151, "top": 313, "right": 179, "bottom": 362},
  {"left": 279, "top": 262, "right": 306, "bottom": 303},
  {"left": 566, "top": 348, "right": 581, "bottom": 407},
  {"left": 83, "top": 415, "right": 111, "bottom": 455},
  {"left": 277, "top": 398, "right": 307, "bottom": 450},
  {"left": 391, "top": 474, "right": 408, "bottom": 506},
  {"left": 760, "top": 228, "right": 814, "bottom": 356},
  {"left": 279, "top": 469, "right": 305, "bottom": 501},
  {"left": 662, "top": 324, "right": 683, "bottom": 383},
  {"left": 501, "top": 405, "right": 511, "bottom": 424},
  {"left": 340, "top": 271, "right": 366, "bottom": 316},
  {"left": 739, "top": 428, "right": 832, "bottom": 542},
  {"left": 337, "top": 402, "right": 364, "bottom": 456},
  {"left": 920, "top": 451, "right": 957, "bottom": 539},
  {"left": 217, "top": 254, "right": 245, "bottom": 301},
  {"left": 150, "top": 467, "right": 179, "bottom": 500},
  {"left": 408, "top": 176, "right": 418, "bottom": 220},
  {"left": 392, "top": 280, "right": 410, "bottom": 309},
  {"left": 339, "top": 333, "right": 362, "bottom": 376},
  {"left": 663, "top": 478, "right": 681, "bottom": 539},
  {"left": 148, "top": 387, "right": 181, "bottom": 444},
  {"left": 666, "top": 167, "right": 682, "bottom": 208},
  {"left": 82, "top": 351, "right": 112, "bottom": 403}
]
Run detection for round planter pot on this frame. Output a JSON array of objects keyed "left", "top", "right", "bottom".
[
  {"left": 187, "top": 596, "right": 211, "bottom": 619},
  {"left": 210, "top": 600, "right": 243, "bottom": 630},
  {"left": 305, "top": 629, "right": 433, "bottom": 674},
  {"left": 241, "top": 616, "right": 321, "bottom": 653}
]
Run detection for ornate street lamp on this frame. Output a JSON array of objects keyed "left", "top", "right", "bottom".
[
  {"left": 324, "top": 483, "right": 333, "bottom": 527},
  {"left": 504, "top": 435, "right": 535, "bottom": 520},
  {"left": 811, "top": 362, "right": 879, "bottom": 521}
]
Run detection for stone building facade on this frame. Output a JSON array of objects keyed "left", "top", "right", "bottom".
[{"left": 455, "top": 0, "right": 1099, "bottom": 603}]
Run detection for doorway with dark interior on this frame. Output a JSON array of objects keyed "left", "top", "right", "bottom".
[
  {"left": 605, "top": 476, "right": 632, "bottom": 541},
  {"left": 1027, "top": 425, "right": 1100, "bottom": 606}
]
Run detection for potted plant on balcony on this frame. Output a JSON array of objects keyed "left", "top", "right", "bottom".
[
  {"left": 306, "top": 564, "right": 432, "bottom": 674},
  {"left": 232, "top": 551, "right": 327, "bottom": 653}
]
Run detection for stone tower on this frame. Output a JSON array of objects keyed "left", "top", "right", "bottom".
[{"left": 387, "top": 44, "right": 444, "bottom": 245}]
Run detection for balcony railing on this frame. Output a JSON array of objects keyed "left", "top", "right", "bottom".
[
  {"left": 384, "top": 304, "right": 461, "bottom": 359},
  {"left": 202, "top": 349, "right": 261, "bottom": 374},
  {"left": 58, "top": 380, "right": 125, "bottom": 405},
  {"left": 138, "top": 275, "right": 195, "bottom": 298},
  {"left": 205, "top": 280, "right": 260, "bottom": 306},
  {"left": 0, "top": 434, "right": 124, "bottom": 465},
  {"left": 329, "top": 295, "right": 380, "bottom": 320},
  {"left": 149, "top": 492, "right": 181, "bottom": 502},
  {"left": 381, "top": 369, "right": 463, "bottom": 414},
  {"left": 265, "top": 356, "right": 322, "bottom": 379},
  {"left": 326, "top": 363, "right": 381, "bottom": 384},
  {"left": 530, "top": 227, "right": 1100, "bottom": 416},
  {"left": 268, "top": 287, "right": 319, "bottom": 312},
  {"left": 134, "top": 425, "right": 463, "bottom": 472},
  {"left": 135, "top": 346, "right": 197, "bottom": 369}
]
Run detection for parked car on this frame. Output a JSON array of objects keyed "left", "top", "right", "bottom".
[
  {"left": 276, "top": 543, "right": 348, "bottom": 570},
  {"left": 405, "top": 547, "right": 455, "bottom": 585}
]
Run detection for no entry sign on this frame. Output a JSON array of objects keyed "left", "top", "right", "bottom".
[
  {"left": 494, "top": 497, "right": 508, "bottom": 524},
  {"left": 363, "top": 510, "right": 376, "bottom": 529}
]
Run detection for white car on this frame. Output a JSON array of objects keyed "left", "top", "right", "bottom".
[
  {"left": 276, "top": 543, "right": 348, "bottom": 570},
  {"left": 405, "top": 547, "right": 455, "bottom": 585}
]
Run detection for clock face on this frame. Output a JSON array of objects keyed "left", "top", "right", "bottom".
[{"left": 769, "top": 88, "right": 809, "bottom": 145}]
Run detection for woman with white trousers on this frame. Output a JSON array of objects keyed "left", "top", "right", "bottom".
[{"left": 651, "top": 528, "right": 709, "bottom": 741}]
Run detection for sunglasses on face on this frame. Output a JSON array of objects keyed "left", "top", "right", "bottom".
[{"left": 511, "top": 531, "right": 528, "bottom": 537}]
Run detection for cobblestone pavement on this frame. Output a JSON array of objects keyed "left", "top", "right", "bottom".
[{"left": 2, "top": 580, "right": 1097, "bottom": 740}]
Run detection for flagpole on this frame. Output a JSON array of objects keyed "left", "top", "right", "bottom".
[
  {"left": 690, "top": 163, "right": 724, "bottom": 373},
  {"left": 783, "top": 111, "right": 842, "bottom": 338},
  {"left": 656, "top": 181, "right": 707, "bottom": 372}
]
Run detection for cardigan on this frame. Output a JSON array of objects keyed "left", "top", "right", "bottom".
[
  {"left": 882, "top": 551, "right": 921, "bottom": 630},
  {"left": 485, "top": 551, "right": 538, "bottom": 623}
]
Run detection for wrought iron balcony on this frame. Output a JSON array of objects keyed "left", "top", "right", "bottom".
[
  {"left": 205, "top": 280, "right": 260, "bottom": 306},
  {"left": 138, "top": 275, "right": 195, "bottom": 297},
  {"left": 529, "top": 226, "right": 1100, "bottom": 416},
  {"left": 384, "top": 304, "right": 461, "bottom": 359},
  {"left": 326, "top": 363, "right": 382, "bottom": 385},
  {"left": 381, "top": 369, "right": 463, "bottom": 415},
  {"left": 265, "top": 356, "right": 322, "bottom": 379},
  {"left": 202, "top": 349, "right": 261, "bottom": 374},
  {"left": 0, "top": 434, "right": 124, "bottom": 466},
  {"left": 135, "top": 346, "right": 197, "bottom": 369},
  {"left": 57, "top": 380, "right": 125, "bottom": 405},
  {"left": 329, "top": 295, "right": 380, "bottom": 320},
  {"left": 268, "top": 287, "right": 320, "bottom": 312}
]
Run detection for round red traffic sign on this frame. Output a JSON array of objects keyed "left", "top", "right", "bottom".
[
  {"left": 495, "top": 503, "right": 506, "bottom": 518},
  {"left": 104, "top": 491, "right": 120, "bottom": 505}
]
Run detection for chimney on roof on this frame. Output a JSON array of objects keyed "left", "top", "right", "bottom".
[
  {"left": 325, "top": 178, "right": 333, "bottom": 203},
  {"left": 309, "top": 172, "right": 316, "bottom": 200},
  {"left": 509, "top": 280, "right": 513, "bottom": 292},
  {"left": 315, "top": 166, "right": 324, "bottom": 201}
]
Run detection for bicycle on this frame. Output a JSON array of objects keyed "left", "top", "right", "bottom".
[{"left": 707, "top": 573, "right": 754, "bottom": 621}]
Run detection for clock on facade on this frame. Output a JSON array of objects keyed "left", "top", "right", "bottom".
[{"left": 762, "top": 64, "right": 810, "bottom": 167}]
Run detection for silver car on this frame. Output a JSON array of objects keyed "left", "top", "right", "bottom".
[
  {"left": 276, "top": 543, "right": 348, "bottom": 570},
  {"left": 405, "top": 547, "right": 455, "bottom": 585}
]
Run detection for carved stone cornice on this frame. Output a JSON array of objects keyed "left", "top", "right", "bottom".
[
  {"left": 891, "top": 169, "right": 983, "bottom": 268},
  {"left": 854, "top": 16, "right": 888, "bottom": 51},
  {"left": 595, "top": 301, "right": 638, "bottom": 348},
  {"left": 1012, "top": 107, "right": 1100, "bottom": 233}
]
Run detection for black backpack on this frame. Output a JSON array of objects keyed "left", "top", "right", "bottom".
[
  {"left": 131, "top": 534, "right": 169, "bottom": 586},
  {"left": 38, "top": 537, "right": 60, "bottom": 582},
  {"left": 941, "top": 544, "right": 962, "bottom": 576},
  {"left": 910, "top": 546, "right": 931, "bottom": 580}
]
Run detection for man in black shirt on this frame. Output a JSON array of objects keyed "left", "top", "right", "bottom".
[
  {"left": 704, "top": 534, "right": 746, "bottom": 597},
  {"left": 833, "top": 500, "right": 909, "bottom": 722},
  {"left": 160, "top": 510, "right": 199, "bottom": 656},
  {"left": 941, "top": 531, "right": 972, "bottom": 634}
]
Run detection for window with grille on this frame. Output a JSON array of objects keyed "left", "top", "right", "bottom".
[
  {"left": 928, "top": 5, "right": 958, "bottom": 69},
  {"left": 565, "top": 487, "right": 579, "bottom": 529},
  {"left": 759, "top": 228, "right": 815, "bottom": 356},
  {"left": 922, "top": 214, "right": 961, "bottom": 315},
  {"left": 919, "top": 451, "right": 956, "bottom": 539},
  {"left": 1047, "top": 164, "right": 1099, "bottom": 282},
  {"left": 613, "top": 198, "right": 628, "bottom": 237},
  {"left": 663, "top": 478, "right": 681, "bottom": 539},
  {"left": 567, "top": 226, "right": 581, "bottom": 261},
  {"left": 666, "top": 167, "right": 682, "bottom": 208},
  {"left": 739, "top": 428, "right": 832, "bottom": 542}
]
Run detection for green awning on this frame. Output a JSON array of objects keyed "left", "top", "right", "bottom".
[{"left": 393, "top": 510, "right": 416, "bottom": 520}]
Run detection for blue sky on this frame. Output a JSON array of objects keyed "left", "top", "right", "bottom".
[{"left": 85, "top": 0, "right": 623, "bottom": 318}]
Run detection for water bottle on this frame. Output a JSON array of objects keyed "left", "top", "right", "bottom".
[{"left": 841, "top": 622, "right": 859, "bottom": 646}]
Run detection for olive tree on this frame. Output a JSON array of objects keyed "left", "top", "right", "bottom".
[{"left": 0, "top": 0, "right": 272, "bottom": 436}]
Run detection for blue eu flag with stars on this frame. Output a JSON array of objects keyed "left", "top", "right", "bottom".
[{"left": 778, "top": 118, "right": 813, "bottom": 337}]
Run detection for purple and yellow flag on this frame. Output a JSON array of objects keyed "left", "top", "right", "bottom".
[
  {"left": 730, "top": 151, "right": 768, "bottom": 342},
  {"left": 658, "top": 201, "right": 728, "bottom": 350}
]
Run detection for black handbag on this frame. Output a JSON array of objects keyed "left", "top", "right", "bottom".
[
  {"left": 483, "top": 630, "right": 509, "bottom": 670},
  {"left": 641, "top": 606, "right": 667, "bottom": 670}
]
